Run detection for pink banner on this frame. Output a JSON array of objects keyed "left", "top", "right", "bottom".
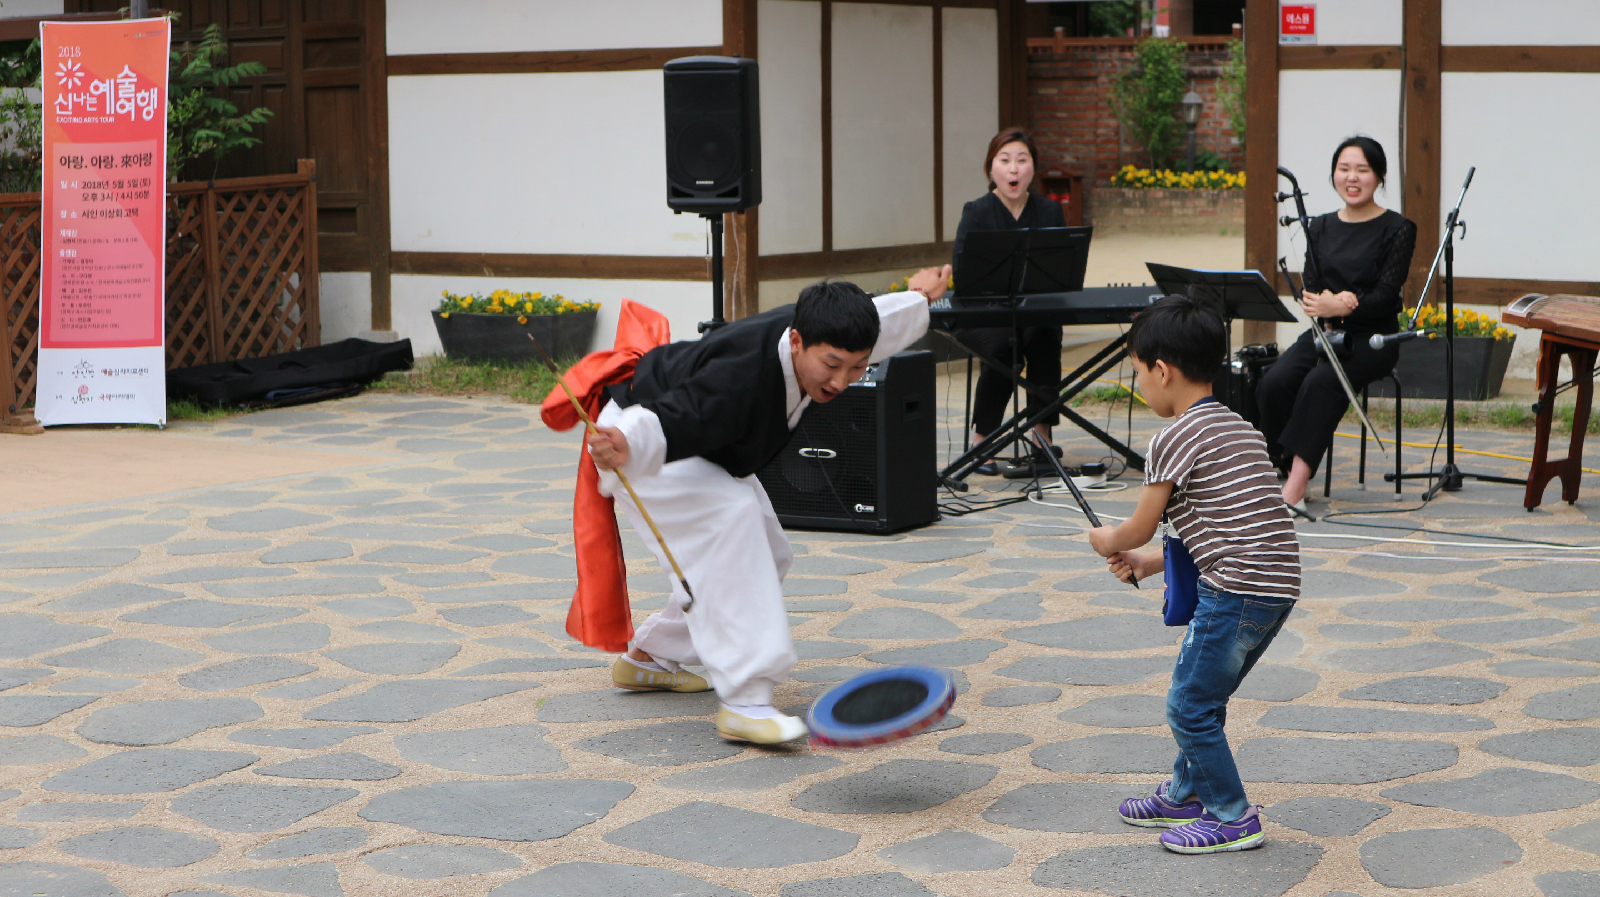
[{"left": 40, "top": 17, "right": 168, "bottom": 350}]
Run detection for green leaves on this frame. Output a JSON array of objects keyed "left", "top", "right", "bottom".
[
  {"left": 166, "top": 23, "right": 275, "bottom": 180},
  {"left": 1111, "top": 37, "right": 1188, "bottom": 170}
]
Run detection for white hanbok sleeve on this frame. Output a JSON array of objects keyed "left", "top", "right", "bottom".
[
  {"left": 611, "top": 403, "right": 669, "bottom": 480},
  {"left": 869, "top": 291, "right": 932, "bottom": 363}
]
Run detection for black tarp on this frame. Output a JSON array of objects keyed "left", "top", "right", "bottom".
[{"left": 167, "top": 338, "right": 414, "bottom": 406}]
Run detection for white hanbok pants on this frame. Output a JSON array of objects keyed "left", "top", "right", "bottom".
[{"left": 595, "top": 401, "right": 797, "bottom": 706}]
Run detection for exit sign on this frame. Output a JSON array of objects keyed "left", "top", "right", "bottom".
[{"left": 1281, "top": 4, "right": 1316, "bottom": 45}]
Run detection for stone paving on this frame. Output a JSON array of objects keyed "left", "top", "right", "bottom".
[{"left": 0, "top": 393, "right": 1597, "bottom": 896}]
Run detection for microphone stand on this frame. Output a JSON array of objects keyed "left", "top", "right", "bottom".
[
  {"left": 1386, "top": 167, "right": 1526, "bottom": 498},
  {"left": 1276, "top": 167, "right": 1389, "bottom": 454}
]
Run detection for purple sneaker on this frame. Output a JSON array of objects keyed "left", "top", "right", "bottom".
[
  {"left": 1118, "top": 780, "right": 1207, "bottom": 828},
  {"left": 1159, "top": 805, "right": 1264, "bottom": 854}
]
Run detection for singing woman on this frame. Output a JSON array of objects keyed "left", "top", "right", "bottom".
[
  {"left": 951, "top": 127, "right": 1067, "bottom": 472},
  {"left": 1257, "top": 136, "right": 1418, "bottom": 508}
]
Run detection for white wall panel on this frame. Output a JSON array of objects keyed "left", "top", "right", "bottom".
[
  {"left": 389, "top": 71, "right": 706, "bottom": 256},
  {"left": 393, "top": 276, "right": 716, "bottom": 357},
  {"left": 831, "top": 3, "right": 936, "bottom": 250},
  {"left": 1441, "top": 73, "right": 1600, "bottom": 281},
  {"left": 941, "top": 6, "right": 998, "bottom": 242},
  {"left": 0, "top": 1, "right": 64, "bottom": 16},
  {"left": 387, "top": 0, "right": 720, "bottom": 56},
  {"left": 757, "top": 0, "right": 824, "bottom": 255},
  {"left": 1444, "top": 0, "right": 1600, "bottom": 45},
  {"left": 1313, "top": 0, "right": 1404, "bottom": 46},
  {"left": 1276, "top": 70, "right": 1403, "bottom": 269},
  {"left": 319, "top": 272, "right": 372, "bottom": 343}
]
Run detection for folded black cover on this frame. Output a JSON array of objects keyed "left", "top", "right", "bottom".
[{"left": 167, "top": 338, "right": 414, "bottom": 405}]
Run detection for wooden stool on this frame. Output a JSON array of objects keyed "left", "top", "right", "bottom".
[{"left": 1524, "top": 331, "right": 1598, "bottom": 509}]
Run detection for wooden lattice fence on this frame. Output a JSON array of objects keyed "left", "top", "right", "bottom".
[{"left": 1, "top": 159, "right": 319, "bottom": 430}]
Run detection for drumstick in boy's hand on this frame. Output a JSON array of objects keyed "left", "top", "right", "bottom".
[{"left": 1030, "top": 432, "right": 1138, "bottom": 588}]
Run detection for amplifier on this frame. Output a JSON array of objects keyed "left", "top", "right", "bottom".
[
  {"left": 1216, "top": 342, "right": 1278, "bottom": 427},
  {"left": 756, "top": 350, "right": 938, "bottom": 534}
]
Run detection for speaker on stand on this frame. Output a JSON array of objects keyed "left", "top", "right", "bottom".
[
  {"left": 664, "top": 56, "right": 760, "bottom": 333},
  {"left": 756, "top": 351, "right": 939, "bottom": 534}
]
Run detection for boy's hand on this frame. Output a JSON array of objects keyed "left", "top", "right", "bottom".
[
  {"left": 1108, "top": 549, "right": 1161, "bottom": 585},
  {"left": 908, "top": 264, "right": 952, "bottom": 301},
  {"left": 587, "top": 426, "right": 630, "bottom": 470},
  {"left": 1087, "top": 525, "right": 1117, "bottom": 557}
]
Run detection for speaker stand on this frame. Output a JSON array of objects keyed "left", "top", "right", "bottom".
[{"left": 699, "top": 213, "right": 726, "bottom": 334}]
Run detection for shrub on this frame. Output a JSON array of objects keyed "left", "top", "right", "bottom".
[
  {"left": 1112, "top": 37, "right": 1188, "bottom": 170},
  {"left": 1108, "top": 165, "right": 1244, "bottom": 190},
  {"left": 1217, "top": 38, "right": 1246, "bottom": 151}
]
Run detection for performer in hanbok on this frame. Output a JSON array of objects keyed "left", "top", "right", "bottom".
[{"left": 584, "top": 267, "right": 950, "bottom": 743}]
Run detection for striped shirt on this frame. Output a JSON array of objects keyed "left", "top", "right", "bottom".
[{"left": 1146, "top": 400, "right": 1301, "bottom": 599}]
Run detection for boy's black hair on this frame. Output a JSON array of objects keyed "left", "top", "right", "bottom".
[
  {"left": 1127, "top": 294, "right": 1226, "bottom": 384},
  {"left": 793, "top": 280, "right": 880, "bottom": 353}
]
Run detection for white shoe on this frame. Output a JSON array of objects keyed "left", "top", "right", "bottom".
[{"left": 715, "top": 706, "right": 808, "bottom": 744}]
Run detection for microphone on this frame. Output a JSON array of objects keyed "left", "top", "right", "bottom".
[{"left": 1368, "top": 329, "right": 1434, "bottom": 349}]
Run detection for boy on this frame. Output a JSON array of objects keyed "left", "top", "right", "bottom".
[
  {"left": 1087, "top": 295, "right": 1300, "bottom": 854},
  {"left": 586, "top": 268, "right": 949, "bottom": 744}
]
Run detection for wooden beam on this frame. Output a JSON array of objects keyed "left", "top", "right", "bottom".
[
  {"left": 1279, "top": 45, "right": 1402, "bottom": 70},
  {"left": 761, "top": 243, "right": 954, "bottom": 281},
  {"left": 1443, "top": 45, "right": 1600, "bottom": 73},
  {"left": 366, "top": 0, "right": 392, "bottom": 333},
  {"left": 1403, "top": 0, "right": 1442, "bottom": 299},
  {"left": 1242, "top": 0, "right": 1280, "bottom": 346},
  {"left": 387, "top": 46, "right": 721, "bottom": 76},
  {"left": 724, "top": 0, "right": 760, "bottom": 320},
  {"left": 821, "top": 0, "right": 834, "bottom": 252},
  {"left": 998, "top": 0, "right": 1026, "bottom": 127},
  {"left": 0, "top": 11, "right": 121, "bottom": 42},
  {"left": 392, "top": 252, "right": 709, "bottom": 281},
  {"left": 933, "top": 1, "right": 944, "bottom": 244}
]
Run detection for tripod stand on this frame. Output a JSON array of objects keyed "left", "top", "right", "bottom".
[
  {"left": 699, "top": 213, "right": 727, "bottom": 334},
  {"left": 1387, "top": 168, "right": 1525, "bottom": 499}
]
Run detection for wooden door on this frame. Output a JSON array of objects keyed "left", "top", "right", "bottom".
[{"left": 67, "top": 0, "right": 391, "bottom": 325}]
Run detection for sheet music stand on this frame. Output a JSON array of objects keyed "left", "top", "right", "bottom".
[{"left": 1143, "top": 264, "right": 1298, "bottom": 325}]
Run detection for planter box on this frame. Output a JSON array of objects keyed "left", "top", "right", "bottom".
[
  {"left": 431, "top": 310, "right": 597, "bottom": 364},
  {"left": 1368, "top": 335, "right": 1514, "bottom": 401},
  {"left": 1087, "top": 187, "right": 1243, "bottom": 236}
]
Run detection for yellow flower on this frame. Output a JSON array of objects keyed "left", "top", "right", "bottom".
[
  {"left": 531, "top": 292, "right": 543, "bottom": 300},
  {"left": 517, "top": 315, "right": 527, "bottom": 324},
  {"left": 439, "top": 312, "right": 450, "bottom": 319}
]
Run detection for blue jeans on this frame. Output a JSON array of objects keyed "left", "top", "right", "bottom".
[{"left": 1166, "top": 583, "right": 1295, "bottom": 823}]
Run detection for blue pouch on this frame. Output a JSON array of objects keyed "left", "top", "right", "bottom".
[{"left": 1162, "top": 526, "right": 1200, "bottom": 627}]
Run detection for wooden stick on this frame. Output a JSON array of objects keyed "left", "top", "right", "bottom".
[{"left": 528, "top": 335, "right": 696, "bottom": 611}]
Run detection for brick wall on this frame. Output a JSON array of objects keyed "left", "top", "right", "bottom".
[
  {"left": 1087, "top": 187, "right": 1244, "bottom": 236},
  {"left": 1026, "top": 42, "right": 1243, "bottom": 186}
]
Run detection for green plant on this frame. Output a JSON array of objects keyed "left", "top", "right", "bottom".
[
  {"left": 1217, "top": 37, "right": 1246, "bottom": 151},
  {"left": 1401, "top": 305, "right": 1515, "bottom": 341},
  {"left": 1108, "top": 164, "right": 1243, "bottom": 189},
  {"left": 0, "top": 38, "right": 41, "bottom": 193},
  {"left": 166, "top": 23, "right": 274, "bottom": 180},
  {"left": 1089, "top": 1, "right": 1160, "bottom": 38},
  {"left": 1192, "top": 147, "right": 1231, "bottom": 173},
  {"left": 1112, "top": 37, "right": 1188, "bottom": 170},
  {"left": 370, "top": 354, "right": 575, "bottom": 404},
  {"left": 436, "top": 289, "right": 599, "bottom": 319}
]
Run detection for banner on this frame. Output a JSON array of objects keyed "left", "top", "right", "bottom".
[{"left": 38, "top": 17, "right": 169, "bottom": 427}]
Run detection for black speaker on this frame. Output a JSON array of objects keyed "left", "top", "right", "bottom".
[
  {"left": 756, "top": 351, "right": 938, "bottom": 534},
  {"left": 663, "top": 56, "right": 760, "bottom": 214}
]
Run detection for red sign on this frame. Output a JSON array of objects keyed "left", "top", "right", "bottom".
[
  {"left": 1280, "top": 4, "right": 1317, "bottom": 43},
  {"left": 40, "top": 18, "right": 169, "bottom": 350}
]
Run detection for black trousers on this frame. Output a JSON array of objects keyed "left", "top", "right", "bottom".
[
  {"left": 960, "top": 324, "right": 1063, "bottom": 435},
  {"left": 1256, "top": 328, "right": 1398, "bottom": 475}
]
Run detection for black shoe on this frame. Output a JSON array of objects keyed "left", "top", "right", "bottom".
[{"left": 976, "top": 462, "right": 1000, "bottom": 476}]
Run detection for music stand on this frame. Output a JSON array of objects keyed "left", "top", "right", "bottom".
[
  {"left": 1144, "top": 264, "right": 1298, "bottom": 326},
  {"left": 947, "top": 227, "right": 1092, "bottom": 477}
]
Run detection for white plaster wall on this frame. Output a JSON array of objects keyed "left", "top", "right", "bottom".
[
  {"left": 942, "top": 6, "right": 999, "bottom": 241},
  {"left": 831, "top": 3, "right": 936, "bottom": 251},
  {"left": 1276, "top": 70, "right": 1404, "bottom": 270},
  {"left": 1310, "top": 0, "right": 1404, "bottom": 46},
  {"left": 387, "top": 0, "right": 721, "bottom": 56},
  {"left": 1444, "top": 0, "right": 1600, "bottom": 45},
  {"left": 1441, "top": 72, "right": 1600, "bottom": 283},
  {"left": 394, "top": 275, "right": 716, "bottom": 357},
  {"left": 319, "top": 272, "right": 372, "bottom": 343},
  {"left": 0, "top": 1, "right": 64, "bottom": 16},
  {"left": 757, "top": 0, "right": 824, "bottom": 256},
  {"left": 389, "top": 71, "right": 706, "bottom": 256}
]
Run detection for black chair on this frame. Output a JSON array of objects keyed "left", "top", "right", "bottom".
[{"left": 1323, "top": 373, "right": 1403, "bottom": 500}]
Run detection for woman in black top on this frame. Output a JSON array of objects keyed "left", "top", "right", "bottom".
[
  {"left": 952, "top": 127, "right": 1068, "bottom": 469},
  {"left": 1258, "top": 136, "right": 1418, "bottom": 507}
]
